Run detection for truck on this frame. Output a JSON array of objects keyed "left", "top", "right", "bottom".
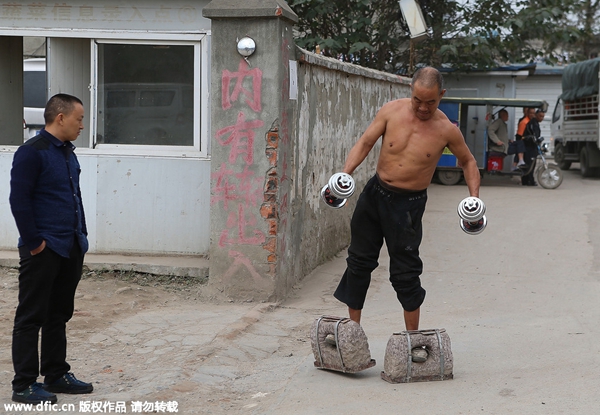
[{"left": 551, "top": 57, "right": 600, "bottom": 177}]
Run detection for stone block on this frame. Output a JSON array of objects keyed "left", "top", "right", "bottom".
[
  {"left": 310, "top": 315, "right": 375, "bottom": 373},
  {"left": 381, "top": 328, "right": 453, "bottom": 383}
]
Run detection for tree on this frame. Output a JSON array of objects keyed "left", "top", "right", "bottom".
[
  {"left": 568, "top": 0, "right": 600, "bottom": 60},
  {"left": 288, "top": 0, "right": 595, "bottom": 74},
  {"left": 436, "top": 0, "right": 581, "bottom": 67},
  {"left": 288, "top": 0, "right": 403, "bottom": 71}
]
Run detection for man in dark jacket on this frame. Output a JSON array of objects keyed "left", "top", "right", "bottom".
[
  {"left": 9, "top": 94, "right": 93, "bottom": 404},
  {"left": 521, "top": 110, "right": 545, "bottom": 186}
]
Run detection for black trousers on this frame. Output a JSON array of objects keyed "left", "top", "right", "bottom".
[
  {"left": 334, "top": 175, "right": 427, "bottom": 312},
  {"left": 522, "top": 145, "right": 538, "bottom": 185},
  {"left": 12, "top": 242, "right": 83, "bottom": 392}
]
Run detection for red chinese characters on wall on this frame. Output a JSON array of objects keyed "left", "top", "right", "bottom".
[
  {"left": 216, "top": 111, "right": 263, "bottom": 166},
  {"left": 213, "top": 59, "right": 266, "bottom": 254},
  {"left": 221, "top": 60, "right": 262, "bottom": 112}
]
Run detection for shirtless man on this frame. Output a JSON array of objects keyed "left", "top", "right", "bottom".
[{"left": 333, "top": 67, "right": 480, "bottom": 333}]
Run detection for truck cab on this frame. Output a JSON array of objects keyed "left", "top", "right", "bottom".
[{"left": 550, "top": 98, "right": 564, "bottom": 161}]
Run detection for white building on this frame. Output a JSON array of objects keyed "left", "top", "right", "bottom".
[{"left": 0, "top": 0, "right": 212, "bottom": 256}]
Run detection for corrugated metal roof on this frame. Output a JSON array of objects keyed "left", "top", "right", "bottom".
[{"left": 441, "top": 97, "right": 548, "bottom": 110}]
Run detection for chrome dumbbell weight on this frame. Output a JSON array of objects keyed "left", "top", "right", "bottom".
[
  {"left": 457, "top": 197, "right": 487, "bottom": 235},
  {"left": 320, "top": 172, "right": 356, "bottom": 209}
]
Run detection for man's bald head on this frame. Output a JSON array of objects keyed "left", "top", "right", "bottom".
[{"left": 412, "top": 67, "right": 444, "bottom": 94}]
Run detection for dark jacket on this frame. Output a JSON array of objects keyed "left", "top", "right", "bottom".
[
  {"left": 9, "top": 129, "right": 88, "bottom": 258},
  {"left": 523, "top": 118, "right": 541, "bottom": 148}
]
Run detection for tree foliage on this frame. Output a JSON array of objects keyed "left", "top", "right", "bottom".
[
  {"left": 567, "top": 0, "right": 600, "bottom": 60},
  {"left": 288, "top": 0, "right": 400, "bottom": 70},
  {"left": 288, "top": 0, "right": 599, "bottom": 74}
]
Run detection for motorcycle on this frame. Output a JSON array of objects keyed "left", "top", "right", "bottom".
[
  {"left": 531, "top": 136, "right": 563, "bottom": 189},
  {"left": 488, "top": 135, "right": 563, "bottom": 189}
]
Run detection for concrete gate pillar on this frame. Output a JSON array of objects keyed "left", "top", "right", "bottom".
[{"left": 203, "top": 0, "right": 298, "bottom": 301}]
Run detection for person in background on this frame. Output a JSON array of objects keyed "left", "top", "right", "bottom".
[
  {"left": 488, "top": 109, "right": 509, "bottom": 154},
  {"left": 512, "top": 107, "right": 535, "bottom": 169},
  {"left": 521, "top": 109, "right": 546, "bottom": 186}
]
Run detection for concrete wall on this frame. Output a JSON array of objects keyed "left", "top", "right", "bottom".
[
  {"left": 203, "top": 0, "right": 411, "bottom": 301},
  {"left": 0, "top": 1, "right": 212, "bottom": 33},
  {"left": 24, "top": 37, "right": 45, "bottom": 58},
  {"left": 204, "top": 0, "right": 299, "bottom": 301},
  {"left": 289, "top": 51, "right": 411, "bottom": 296}
]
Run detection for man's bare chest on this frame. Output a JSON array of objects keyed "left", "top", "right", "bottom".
[{"left": 382, "top": 127, "right": 446, "bottom": 159}]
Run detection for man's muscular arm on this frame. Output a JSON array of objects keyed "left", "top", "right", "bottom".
[
  {"left": 447, "top": 127, "right": 481, "bottom": 198},
  {"left": 342, "top": 104, "right": 390, "bottom": 175}
]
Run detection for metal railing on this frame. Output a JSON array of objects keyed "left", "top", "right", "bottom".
[{"left": 564, "top": 95, "right": 599, "bottom": 121}]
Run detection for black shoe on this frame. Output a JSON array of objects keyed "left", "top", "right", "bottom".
[
  {"left": 43, "top": 372, "right": 93, "bottom": 394},
  {"left": 527, "top": 182, "right": 538, "bottom": 186},
  {"left": 12, "top": 382, "right": 57, "bottom": 404}
]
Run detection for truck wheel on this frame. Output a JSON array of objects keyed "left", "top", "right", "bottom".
[
  {"left": 553, "top": 143, "right": 571, "bottom": 170},
  {"left": 579, "top": 147, "right": 597, "bottom": 178},
  {"left": 437, "top": 170, "right": 462, "bottom": 186}
]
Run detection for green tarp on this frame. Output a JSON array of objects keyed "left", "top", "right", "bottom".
[{"left": 559, "top": 58, "right": 600, "bottom": 101}]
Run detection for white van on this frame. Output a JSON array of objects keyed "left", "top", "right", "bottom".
[{"left": 23, "top": 58, "right": 47, "bottom": 140}]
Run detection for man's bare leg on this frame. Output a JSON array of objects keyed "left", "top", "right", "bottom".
[
  {"left": 513, "top": 154, "right": 525, "bottom": 168},
  {"left": 349, "top": 307, "right": 418, "bottom": 328},
  {"left": 348, "top": 307, "right": 361, "bottom": 324},
  {"left": 404, "top": 308, "right": 420, "bottom": 331},
  {"left": 405, "top": 308, "right": 428, "bottom": 361}
]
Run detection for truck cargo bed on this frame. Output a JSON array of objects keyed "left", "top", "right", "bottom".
[
  {"left": 563, "top": 95, "right": 599, "bottom": 144},
  {"left": 564, "top": 120, "right": 600, "bottom": 143}
]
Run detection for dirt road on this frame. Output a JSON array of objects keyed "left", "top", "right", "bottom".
[
  {"left": 2, "top": 169, "right": 600, "bottom": 415},
  {"left": 0, "top": 265, "right": 320, "bottom": 414}
]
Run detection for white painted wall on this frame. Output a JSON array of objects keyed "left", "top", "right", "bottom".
[
  {"left": 515, "top": 75, "right": 563, "bottom": 144},
  {"left": 0, "top": 1, "right": 213, "bottom": 256},
  {"left": 0, "top": 151, "right": 211, "bottom": 255}
]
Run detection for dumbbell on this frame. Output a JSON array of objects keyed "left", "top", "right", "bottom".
[
  {"left": 320, "top": 172, "right": 356, "bottom": 209},
  {"left": 457, "top": 196, "right": 487, "bottom": 235}
]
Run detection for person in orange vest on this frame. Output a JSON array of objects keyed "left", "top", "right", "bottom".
[
  {"left": 521, "top": 109, "right": 546, "bottom": 186},
  {"left": 511, "top": 107, "right": 535, "bottom": 169}
]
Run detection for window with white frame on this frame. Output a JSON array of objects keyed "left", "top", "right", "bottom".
[{"left": 94, "top": 40, "right": 203, "bottom": 150}]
